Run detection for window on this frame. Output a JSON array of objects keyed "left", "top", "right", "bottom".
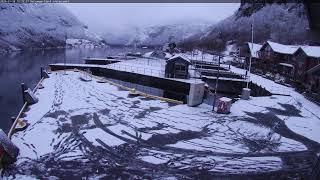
[{"left": 175, "top": 63, "right": 186, "bottom": 71}]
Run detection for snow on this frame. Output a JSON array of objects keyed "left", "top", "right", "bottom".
[
  {"left": 279, "top": 62, "right": 294, "bottom": 68},
  {"left": 168, "top": 54, "right": 191, "bottom": 63},
  {"left": 165, "top": 52, "right": 173, "bottom": 59},
  {"left": 0, "top": 4, "right": 102, "bottom": 51},
  {"left": 265, "top": 41, "right": 299, "bottom": 55},
  {"left": 300, "top": 46, "right": 320, "bottom": 58},
  {"left": 247, "top": 42, "right": 262, "bottom": 58},
  {"left": 106, "top": 58, "right": 166, "bottom": 77},
  {"left": 105, "top": 57, "right": 203, "bottom": 84},
  {"left": 143, "top": 51, "right": 154, "bottom": 57},
  {"left": 220, "top": 97, "right": 232, "bottom": 102},
  {"left": 81, "top": 128, "right": 125, "bottom": 147},
  {"left": 231, "top": 88, "right": 320, "bottom": 144},
  {"left": 184, "top": 49, "right": 219, "bottom": 63},
  {"left": 102, "top": 21, "right": 211, "bottom": 46},
  {"left": 9, "top": 69, "right": 320, "bottom": 177},
  {"left": 138, "top": 155, "right": 169, "bottom": 165}
]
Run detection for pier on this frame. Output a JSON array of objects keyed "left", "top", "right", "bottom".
[
  {"left": 7, "top": 68, "right": 320, "bottom": 179},
  {"left": 84, "top": 57, "right": 124, "bottom": 65},
  {"left": 49, "top": 62, "right": 205, "bottom": 106}
]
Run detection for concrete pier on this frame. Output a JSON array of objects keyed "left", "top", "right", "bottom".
[
  {"left": 84, "top": 58, "right": 123, "bottom": 65},
  {"left": 49, "top": 63, "right": 205, "bottom": 106}
]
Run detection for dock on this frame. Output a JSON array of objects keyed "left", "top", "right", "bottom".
[
  {"left": 50, "top": 61, "right": 205, "bottom": 106},
  {"left": 6, "top": 69, "right": 320, "bottom": 179},
  {"left": 84, "top": 57, "right": 124, "bottom": 65}
]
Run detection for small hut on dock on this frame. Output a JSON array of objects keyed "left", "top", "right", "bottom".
[{"left": 165, "top": 55, "right": 191, "bottom": 79}]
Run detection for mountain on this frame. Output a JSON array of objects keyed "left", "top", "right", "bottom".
[
  {"left": 186, "top": 2, "right": 310, "bottom": 52},
  {"left": 102, "top": 21, "right": 213, "bottom": 47},
  {"left": 0, "top": 4, "right": 103, "bottom": 53}
]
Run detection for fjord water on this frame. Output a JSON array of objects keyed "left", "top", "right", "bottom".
[{"left": 0, "top": 47, "right": 143, "bottom": 133}]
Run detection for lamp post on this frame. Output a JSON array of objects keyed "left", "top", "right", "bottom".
[
  {"left": 246, "top": 19, "right": 254, "bottom": 88},
  {"left": 64, "top": 33, "right": 67, "bottom": 75},
  {"left": 212, "top": 54, "right": 221, "bottom": 111}
]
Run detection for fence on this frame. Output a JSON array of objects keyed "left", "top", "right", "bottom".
[{"left": 107, "top": 62, "right": 166, "bottom": 78}]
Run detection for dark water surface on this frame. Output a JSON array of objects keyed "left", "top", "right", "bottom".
[{"left": 0, "top": 47, "right": 147, "bottom": 133}]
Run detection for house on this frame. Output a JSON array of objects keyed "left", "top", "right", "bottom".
[
  {"left": 293, "top": 46, "right": 320, "bottom": 89},
  {"left": 165, "top": 55, "right": 191, "bottom": 79},
  {"left": 307, "top": 64, "right": 320, "bottom": 93},
  {"left": 258, "top": 41, "right": 299, "bottom": 77},
  {"left": 241, "top": 42, "right": 262, "bottom": 70}
]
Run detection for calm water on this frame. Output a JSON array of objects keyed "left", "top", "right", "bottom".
[{"left": 0, "top": 47, "right": 149, "bottom": 133}]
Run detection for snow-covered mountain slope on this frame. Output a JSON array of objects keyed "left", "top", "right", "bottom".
[
  {"left": 0, "top": 4, "right": 102, "bottom": 52},
  {"left": 187, "top": 2, "right": 310, "bottom": 52},
  {"left": 102, "top": 21, "right": 213, "bottom": 46}
]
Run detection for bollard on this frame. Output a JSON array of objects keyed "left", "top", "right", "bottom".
[
  {"left": 21, "top": 83, "right": 26, "bottom": 105},
  {"left": 11, "top": 117, "right": 16, "bottom": 123},
  {"left": 24, "top": 88, "right": 38, "bottom": 104},
  {"left": 242, "top": 88, "right": 251, "bottom": 100}
]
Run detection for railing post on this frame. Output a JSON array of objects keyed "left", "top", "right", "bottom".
[
  {"left": 21, "top": 83, "right": 26, "bottom": 105},
  {"left": 40, "top": 67, "right": 43, "bottom": 79}
]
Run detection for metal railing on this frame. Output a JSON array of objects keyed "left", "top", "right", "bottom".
[{"left": 107, "top": 62, "right": 166, "bottom": 78}]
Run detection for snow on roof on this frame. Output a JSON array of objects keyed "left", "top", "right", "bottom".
[
  {"left": 247, "top": 42, "right": 262, "bottom": 58},
  {"left": 279, "top": 63, "right": 294, "bottom": 68},
  {"left": 165, "top": 52, "right": 172, "bottom": 59},
  {"left": 266, "top": 41, "right": 299, "bottom": 55},
  {"left": 168, "top": 55, "right": 191, "bottom": 63},
  {"left": 220, "top": 97, "right": 232, "bottom": 102},
  {"left": 144, "top": 51, "right": 154, "bottom": 57},
  {"left": 300, "top": 46, "right": 320, "bottom": 58}
]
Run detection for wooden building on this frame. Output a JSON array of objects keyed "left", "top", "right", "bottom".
[
  {"left": 258, "top": 41, "right": 299, "bottom": 77},
  {"left": 241, "top": 42, "right": 263, "bottom": 71},
  {"left": 165, "top": 55, "right": 191, "bottom": 79},
  {"left": 293, "top": 46, "right": 320, "bottom": 90}
]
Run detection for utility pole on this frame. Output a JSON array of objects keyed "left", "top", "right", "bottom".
[
  {"left": 64, "top": 33, "right": 67, "bottom": 75},
  {"left": 212, "top": 54, "right": 221, "bottom": 111},
  {"left": 241, "top": 17, "right": 254, "bottom": 100},
  {"left": 246, "top": 18, "right": 254, "bottom": 88}
]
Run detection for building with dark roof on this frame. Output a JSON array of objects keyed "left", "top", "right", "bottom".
[{"left": 165, "top": 55, "right": 191, "bottom": 79}]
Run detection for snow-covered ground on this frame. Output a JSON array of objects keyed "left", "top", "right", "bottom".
[
  {"left": 5, "top": 70, "right": 320, "bottom": 178},
  {"left": 106, "top": 58, "right": 167, "bottom": 77}
]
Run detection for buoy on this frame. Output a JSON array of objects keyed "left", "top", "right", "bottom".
[
  {"left": 15, "top": 119, "right": 28, "bottom": 132},
  {"left": 129, "top": 88, "right": 140, "bottom": 96}
]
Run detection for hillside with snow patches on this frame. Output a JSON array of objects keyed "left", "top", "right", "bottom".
[
  {"left": 102, "top": 21, "right": 213, "bottom": 47},
  {"left": 187, "top": 2, "right": 310, "bottom": 51},
  {"left": 0, "top": 4, "right": 102, "bottom": 53}
]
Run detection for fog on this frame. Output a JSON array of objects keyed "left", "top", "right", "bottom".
[{"left": 63, "top": 3, "right": 240, "bottom": 34}]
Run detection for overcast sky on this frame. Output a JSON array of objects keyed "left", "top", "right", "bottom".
[{"left": 64, "top": 3, "right": 240, "bottom": 34}]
